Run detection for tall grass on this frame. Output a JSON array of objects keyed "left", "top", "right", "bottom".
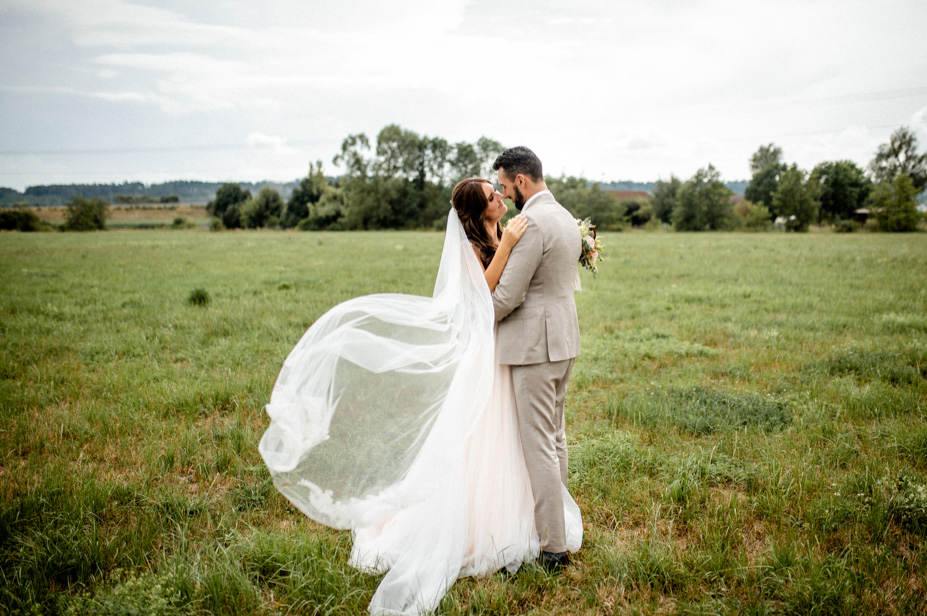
[{"left": 1, "top": 229, "right": 925, "bottom": 614}]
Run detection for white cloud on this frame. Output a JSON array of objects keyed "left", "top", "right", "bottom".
[{"left": 245, "top": 132, "right": 297, "bottom": 153}]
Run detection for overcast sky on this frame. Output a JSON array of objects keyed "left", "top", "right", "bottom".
[{"left": 2, "top": 0, "right": 926, "bottom": 191}]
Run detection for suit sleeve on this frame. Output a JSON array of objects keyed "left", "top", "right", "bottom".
[{"left": 492, "top": 216, "right": 543, "bottom": 321}]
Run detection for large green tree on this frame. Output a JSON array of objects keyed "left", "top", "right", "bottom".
[
  {"left": 810, "top": 160, "right": 871, "bottom": 223},
  {"left": 651, "top": 176, "right": 681, "bottom": 224},
  {"left": 329, "top": 126, "right": 505, "bottom": 230},
  {"left": 283, "top": 161, "right": 328, "bottom": 228},
  {"left": 338, "top": 177, "right": 418, "bottom": 230},
  {"left": 476, "top": 136, "right": 505, "bottom": 179},
  {"left": 869, "top": 126, "right": 927, "bottom": 193},
  {"left": 332, "top": 133, "right": 371, "bottom": 179},
  {"left": 745, "top": 143, "right": 786, "bottom": 216},
  {"left": 672, "top": 165, "right": 734, "bottom": 231},
  {"left": 745, "top": 163, "right": 786, "bottom": 213},
  {"left": 241, "top": 187, "right": 284, "bottom": 229},
  {"left": 450, "top": 142, "right": 481, "bottom": 182},
  {"left": 63, "top": 195, "right": 109, "bottom": 231},
  {"left": 207, "top": 183, "right": 251, "bottom": 229},
  {"left": 423, "top": 137, "right": 452, "bottom": 187},
  {"left": 298, "top": 185, "right": 346, "bottom": 231},
  {"left": 771, "top": 165, "right": 819, "bottom": 232},
  {"left": 750, "top": 143, "right": 783, "bottom": 175},
  {"left": 872, "top": 173, "right": 920, "bottom": 232},
  {"left": 374, "top": 124, "right": 424, "bottom": 180},
  {"left": 373, "top": 126, "right": 434, "bottom": 225}
]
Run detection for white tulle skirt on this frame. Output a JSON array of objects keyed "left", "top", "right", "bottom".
[
  {"left": 351, "top": 330, "right": 582, "bottom": 615},
  {"left": 259, "top": 210, "right": 581, "bottom": 615}
]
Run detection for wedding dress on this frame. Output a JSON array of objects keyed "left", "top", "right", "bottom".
[{"left": 259, "top": 209, "right": 582, "bottom": 615}]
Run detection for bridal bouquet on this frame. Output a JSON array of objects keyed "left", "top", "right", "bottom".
[{"left": 577, "top": 217, "right": 603, "bottom": 277}]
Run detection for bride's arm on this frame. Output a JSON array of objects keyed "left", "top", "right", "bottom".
[{"left": 477, "top": 215, "right": 527, "bottom": 293}]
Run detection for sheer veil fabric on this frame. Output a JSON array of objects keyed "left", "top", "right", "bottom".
[{"left": 259, "top": 209, "right": 582, "bottom": 615}]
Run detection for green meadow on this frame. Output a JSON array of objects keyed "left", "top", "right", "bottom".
[{"left": 1, "top": 228, "right": 925, "bottom": 615}]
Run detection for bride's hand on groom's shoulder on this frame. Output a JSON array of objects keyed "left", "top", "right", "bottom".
[{"left": 500, "top": 215, "right": 528, "bottom": 251}]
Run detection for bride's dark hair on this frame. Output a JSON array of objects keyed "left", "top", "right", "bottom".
[{"left": 451, "top": 178, "right": 502, "bottom": 269}]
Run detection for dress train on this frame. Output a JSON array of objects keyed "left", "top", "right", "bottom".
[{"left": 259, "top": 210, "right": 581, "bottom": 615}]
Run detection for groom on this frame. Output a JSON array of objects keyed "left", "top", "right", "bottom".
[{"left": 491, "top": 147, "right": 581, "bottom": 572}]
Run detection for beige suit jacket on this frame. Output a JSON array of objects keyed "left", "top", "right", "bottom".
[{"left": 493, "top": 192, "right": 581, "bottom": 365}]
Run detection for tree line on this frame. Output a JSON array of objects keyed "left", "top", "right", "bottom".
[
  {"left": 4, "top": 124, "right": 924, "bottom": 233},
  {"left": 648, "top": 126, "right": 926, "bottom": 232},
  {"left": 0, "top": 180, "right": 301, "bottom": 208},
  {"left": 205, "top": 124, "right": 924, "bottom": 234},
  {"left": 203, "top": 125, "right": 755, "bottom": 233}
]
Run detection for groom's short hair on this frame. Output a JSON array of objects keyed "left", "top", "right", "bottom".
[{"left": 493, "top": 146, "right": 543, "bottom": 183}]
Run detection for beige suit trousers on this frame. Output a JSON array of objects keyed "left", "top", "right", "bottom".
[{"left": 511, "top": 357, "right": 575, "bottom": 553}]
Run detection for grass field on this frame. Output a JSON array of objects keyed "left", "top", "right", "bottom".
[{"left": 1, "top": 228, "right": 926, "bottom": 615}]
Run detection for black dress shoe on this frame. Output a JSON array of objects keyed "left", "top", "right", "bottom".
[{"left": 537, "top": 551, "right": 569, "bottom": 572}]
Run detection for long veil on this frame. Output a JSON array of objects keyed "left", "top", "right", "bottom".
[{"left": 259, "top": 207, "right": 495, "bottom": 531}]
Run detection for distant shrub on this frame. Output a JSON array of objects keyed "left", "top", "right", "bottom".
[
  {"left": 240, "top": 187, "right": 284, "bottom": 229},
  {"left": 298, "top": 215, "right": 344, "bottom": 231},
  {"left": 672, "top": 165, "right": 736, "bottom": 231},
  {"left": 187, "top": 288, "right": 210, "bottom": 307},
  {"left": 209, "top": 218, "right": 225, "bottom": 232},
  {"left": 172, "top": 216, "right": 195, "bottom": 229},
  {"left": 222, "top": 202, "right": 243, "bottom": 229},
  {"left": 207, "top": 183, "right": 250, "bottom": 229},
  {"left": 834, "top": 218, "right": 859, "bottom": 233},
  {"left": 63, "top": 196, "right": 109, "bottom": 231},
  {"left": 733, "top": 199, "right": 772, "bottom": 231},
  {"left": 772, "top": 165, "right": 819, "bottom": 232},
  {"left": 0, "top": 209, "right": 43, "bottom": 231},
  {"left": 644, "top": 217, "right": 668, "bottom": 231},
  {"left": 873, "top": 174, "right": 920, "bottom": 232},
  {"left": 623, "top": 197, "right": 653, "bottom": 227},
  {"left": 113, "top": 194, "right": 159, "bottom": 205}
]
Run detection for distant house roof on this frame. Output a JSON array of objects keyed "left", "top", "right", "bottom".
[{"left": 607, "top": 190, "right": 651, "bottom": 201}]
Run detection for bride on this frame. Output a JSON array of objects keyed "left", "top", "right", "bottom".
[{"left": 259, "top": 178, "right": 583, "bottom": 615}]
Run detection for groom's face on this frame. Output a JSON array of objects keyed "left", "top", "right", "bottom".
[{"left": 497, "top": 168, "right": 526, "bottom": 210}]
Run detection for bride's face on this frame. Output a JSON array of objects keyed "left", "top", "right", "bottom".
[{"left": 482, "top": 183, "right": 507, "bottom": 225}]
